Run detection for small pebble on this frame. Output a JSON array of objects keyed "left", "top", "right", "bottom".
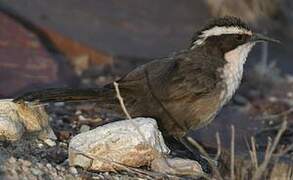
[
  {"left": 8, "top": 157, "right": 17, "bottom": 164},
  {"left": 286, "top": 75, "right": 293, "bottom": 83},
  {"left": 79, "top": 125, "right": 90, "bottom": 133},
  {"left": 46, "top": 163, "right": 52, "bottom": 169},
  {"left": 81, "top": 78, "right": 91, "bottom": 85},
  {"left": 69, "top": 167, "right": 78, "bottom": 175},
  {"left": 56, "top": 165, "right": 62, "bottom": 171},
  {"left": 30, "top": 167, "right": 44, "bottom": 176},
  {"left": 75, "top": 110, "right": 82, "bottom": 115},
  {"left": 44, "top": 139, "right": 56, "bottom": 147},
  {"left": 58, "top": 130, "right": 71, "bottom": 141},
  {"left": 78, "top": 115, "right": 87, "bottom": 121},
  {"left": 48, "top": 117, "right": 54, "bottom": 122},
  {"left": 54, "top": 102, "right": 65, "bottom": 107},
  {"left": 268, "top": 96, "right": 277, "bottom": 102},
  {"left": 21, "top": 159, "right": 32, "bottom": 167},
  {"left": 59, "top": 142, "right": 68, "bottom": 147},
  {"left": 36, "top": 162, "right": 43, "bottom": 167}
]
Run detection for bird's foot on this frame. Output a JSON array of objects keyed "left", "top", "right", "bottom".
[{"left": 177, "top": 137, "right": 212, "bottom": 174}]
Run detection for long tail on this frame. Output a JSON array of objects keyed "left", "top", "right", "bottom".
[{"left": 13, "top": 86, "right": 115, "bottom": 104}]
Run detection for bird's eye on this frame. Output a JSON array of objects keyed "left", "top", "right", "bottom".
[{"left": 236, "top": 35, "right": 245, "bottom": 42}]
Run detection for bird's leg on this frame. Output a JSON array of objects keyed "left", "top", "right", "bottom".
[{"left": 179, "top": 136, "right": 212, "bottom": 174}]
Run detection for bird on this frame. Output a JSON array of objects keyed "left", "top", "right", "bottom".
[{"left": 13, "top": 16, "right": 279, "bottom": 150}]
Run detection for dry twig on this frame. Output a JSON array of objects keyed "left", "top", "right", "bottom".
[
  {"left": 215, "top": 132, "right": 221, "bottom": 161},
  {"left": 275, "top": 143, "right": 293, "bottom": 158},
  {"left": 287, "top": 167, "right": 293, "bottom": 180},
  {"left": 264, "top": 137, "right": 272, "bottom": 161},
  {"left": 113, "top": 82, "right": 132, "bottom": 120},
  {"left": 230, "top": 125, "right": 235, "bottom": 180},
  {"left": 251, "top": 119, "right": 288, "bottom": 180},
  {"left": 250, "top": 137, "right": 258, "bottom": 169},
  {"left": 113, "top": 82, "right": 147, "bottom": 142},
  {"left": 256, "top": 107, "right": 293, "bottom": 120},
  {"left": 246, "top": 138, "right": 255, "bottom": 170},
  {"left": 71, "top": 147, "right": 174, "bottom": 180}
]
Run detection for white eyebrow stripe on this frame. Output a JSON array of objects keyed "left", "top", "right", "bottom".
[
  {"left": 191, "top": 26, "right": 252, "bottom": 48},
  {"left": 200, "top": 26, "right": 252, "bottom": 38}
]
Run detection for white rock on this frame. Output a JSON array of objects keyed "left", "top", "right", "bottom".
[
  {"left": 151, "top": 157, "right": 204, "bottom": 177},
  {"left": 69, "top": 117, "right": 170, "bottom": 171},
  {"left": 0, "top": 100, "right": 25, "bottom": 141},
  {"left": 0, "top": 99, "right": 54, "bottom": 141},
  {"left": 0, "top": 116, "right": 24, "bottom": 141}
]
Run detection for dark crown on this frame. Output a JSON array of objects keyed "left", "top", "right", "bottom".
[{"left": 191, "top": 16, "right": 251, "bottom": 44}]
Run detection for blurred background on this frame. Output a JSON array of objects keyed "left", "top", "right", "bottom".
[
  {"left": 0, "top": 0, "right": 292, "bottom": 158},
  {"left": 0, "top": 0, "right": 292, "bottom": 98}
]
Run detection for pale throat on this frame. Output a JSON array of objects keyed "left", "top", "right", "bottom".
[{"left": 220, "top": 42, "right": 255, "bottom": 104}]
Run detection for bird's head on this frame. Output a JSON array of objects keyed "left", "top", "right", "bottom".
[
  {"left": 190, "top": 16, "right": 279, "bottom": 59},
  {"left": 189, "top": 17, "right": 280, "bottom": 103}
]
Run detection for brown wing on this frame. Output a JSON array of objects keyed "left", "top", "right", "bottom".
[
  {"left": 115, "top": 57, "right": 178, "bottom": 116},
  {"left": 116, "top": 51, "right": 224, "bottom": 137},
  {"left": 118, "top": 51, "right": 223, "bottom": 102}
]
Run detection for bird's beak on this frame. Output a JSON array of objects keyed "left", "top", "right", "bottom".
[{"left": 251, "top": 33, "right": 281, "bottom": 44}]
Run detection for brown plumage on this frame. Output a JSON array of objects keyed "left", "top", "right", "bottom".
[{"left": 13, "top": 17, "right": 278, "bottom": 141}]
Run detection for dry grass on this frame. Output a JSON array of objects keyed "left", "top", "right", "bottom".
[
  {"left": 215, "top": 132, "right": 221, "bottom": 161},
  {"left": 251, "top": 119, "right": 287, "bottom": 180},
  {"left": 230, "top": 125, "right": 235, "bottom": 180},
  {"left": 189, "top": 117, "right": 291, "bottom": 180}
]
